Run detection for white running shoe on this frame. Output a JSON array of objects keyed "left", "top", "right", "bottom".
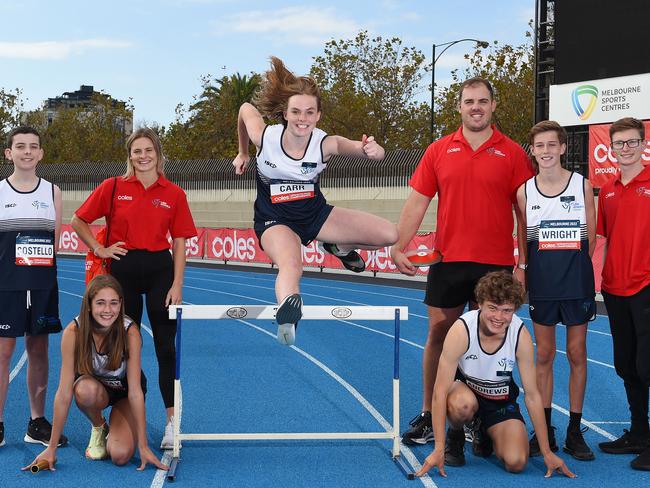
[
  {"left": 275, "top": 294, "right": 302, "bottom": 346},
  {"left": 161, "top": 417, "right": 175, "bottom": 450}
]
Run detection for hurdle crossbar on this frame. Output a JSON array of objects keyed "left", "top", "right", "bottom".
[{"left": 165, "top": 304, "right": 410, "bottom": 481}]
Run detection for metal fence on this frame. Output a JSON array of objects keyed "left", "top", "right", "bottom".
[{"left": 0, "top": 150, "right": 426, "bottom": 194}]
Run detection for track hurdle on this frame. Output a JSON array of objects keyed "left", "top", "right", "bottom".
[{"left": 166, "top": 304, "right": 410, "bottom": 481}]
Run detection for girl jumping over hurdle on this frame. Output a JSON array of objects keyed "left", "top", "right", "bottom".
[
  {"left": 233, "top": 56, "right": 398, "bottom": 346},
  {"left": 24, "top": 275, "right": 167, "bottom": 471}
]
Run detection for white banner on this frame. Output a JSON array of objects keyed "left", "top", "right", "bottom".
[{"left": 549, "top": 73, "right": 650, "bottom": 126}]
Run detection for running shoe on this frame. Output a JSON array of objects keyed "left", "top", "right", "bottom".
[
  {"left": 276, "top": 294, "right": 303, "bottom": 346},
  {"left": 470, "top": 417, "right": 493, "bottom": 458},
  {"left": 320, "top": 243, "right": 366, "bottom": 273},
  {"left": 529, "top": 425, "right": 558, "bottom": 457},
  {"left": 161, "top": 417, "right": 178, "bottom": 450},
  {"left": 401, "top": 411, "right": 434, "bottom": 445},
  {"left": 598, "top": 429, "right": 650, "bottom": 455},
  {"left": 85, "top": 423, "right": 109, "bottom": 460},
  {"left": 564, "top": 426, "right": 595, "bottom": 460},
  {"left": 24, "top": 417, "right": 68, "bottom": 447},
  {"left": 444, "top": 427, "right": 466, "bottom": 466},
  {"left": 631, "top": 446, "right": 650, "bottom": 471}
]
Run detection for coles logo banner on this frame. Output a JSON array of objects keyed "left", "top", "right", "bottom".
[{"left": 589, "top": 121, "right": 650, "bottom": 188}]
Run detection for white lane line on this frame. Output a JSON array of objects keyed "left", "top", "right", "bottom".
[
  {"left": 590, "top": 421, "right": 629, "bottom": 425},
  {"left": 9, "top": 351, "right": 28, "bottom": 383},
  {"left": 237, "top": 318, "right": 436, "bottom": 488},
  {"left": 150, "top": 451, "right": 173, "bottom": 488},
  {"left": 549, "top": 402, "right": 616, "bottom": 441}
]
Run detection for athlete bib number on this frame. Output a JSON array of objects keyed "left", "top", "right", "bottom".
[
  {"left": 15, "top": 235, "right": 54, "bottom": 266},
  {"left": 538, "top": 220, "right": 581, "bottom": 250},
  {"left": 270, "top": 181, "right": 315, "bottom": 204}
]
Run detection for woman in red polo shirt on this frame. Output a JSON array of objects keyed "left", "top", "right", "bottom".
[{"left": 71, "top": 127, "right": 196, "bottom": 449}]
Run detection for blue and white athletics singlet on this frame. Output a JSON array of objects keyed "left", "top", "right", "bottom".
[
  {"left": 525, "top": 172, "right": 594, "bottom": 300},
  {"left": 0, "top": 178, "right": 57, "bottom": 291},
  {"left": 254, "top": 124, "right": 329, "bottom": 226},
  {"left": 457, "top": 309, "right": 523, "bottom": 405}
]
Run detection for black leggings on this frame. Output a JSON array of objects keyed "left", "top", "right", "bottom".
[
  {"left": 602, "top": 284, "right": 650, "bottom": 434},
  {"left": 111, "top": 250, "right": 176, "bottom": 408}
]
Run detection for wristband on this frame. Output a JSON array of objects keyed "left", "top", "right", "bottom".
[{"left": 517, "top": 263, "right": 527, "bottom": 270}]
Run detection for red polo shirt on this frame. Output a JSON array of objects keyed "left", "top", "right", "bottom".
[
  {"left": 409, "top": 125, "right": 533, "bottom": 265},
  {"left": 76, "top": 175, "right": 197, "bottom": 252},
  {"left": 597, "top": 165, "right": 650, "bottom": 296}
]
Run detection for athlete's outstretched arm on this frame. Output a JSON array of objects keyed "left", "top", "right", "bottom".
[
  {"left": 234, "top": 103, "right": 266, "bottom": 175},
  {"left": 390, "top": 190, "right": 432, "bottom": 276},
  {"left": 515, "top": 183, "right": 528, "bottom": 286},
  {"left": 584, "top": 179, "right": 597, "bottom": 257},
  {"left": 416, "top": 321, "right": 468, "bottom": 478},
  {"left": 23, "top": 324, "right": 77, "bottom": 471},
  {"left": 517, "top": 328, "right": 576, "bottom": 478},
  {"left": 322, "top": 134, "right": 385, "bottom": 161}
]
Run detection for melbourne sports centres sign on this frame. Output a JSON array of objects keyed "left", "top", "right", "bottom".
[{"left": 550, "top": 73, "right": 650, "bottom": 126}]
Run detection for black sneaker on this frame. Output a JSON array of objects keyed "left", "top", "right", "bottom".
[
  {"left": 470, "top": 418, "right": 493, "bottom": 458},
  {"left": 0, "top": 421, "right": 5, "bottom": 447},
  {"left": 321, "top": 243, "right": 366, "bottom": 273},
  {"left": 529, "top": 426, "right": 558, "bottom": 457},
  {"left": 599, "top": 429, "right": 650, "bottom": 455},
  {"left": 24, "top": 417, "right": 68, "bottom": 447},
  {"left": 445, "top": 427, "right": 466, "bottom": 466},
  {"left": 564, "top": 427, "right": 595, "bottom": 461},
  {"left": 401, "top": 411, "right": 434, "bottom": 445},
  {"left": 631, "top": 445, "right": 650, "bottom": 471}
]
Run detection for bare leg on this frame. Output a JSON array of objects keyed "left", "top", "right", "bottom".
[
  {"left": 0, "top": 338, "right": 17, "bottom": 421},
  {"left": 532, "top": 323, "right": 556, "bottom": 408},
  {"left": 446, "top": 382, "right": 479, "bottom": 428},
  {"left": 25, "top": 334, "right": 49, "bottom": 420},
  {"left": 74, "top": 376, "right": 110, "bottom": 426},
  {"left": 489, "top": 419, "right": 529, "bottom": 473},
  {"left": 260, "top": 225, "right": 303, "bottom": 303},
  {"left": 107, "top": 399, "right": 138, "bottom": 466},
  {"left": 422, "top": 305, "right": 465, "bottom": 412},
  {"left": 316, "top": 207, "right": 398, "bottom": 250},
  {"left": 566, "top": 324, "right": 588, "bottom": 413}
]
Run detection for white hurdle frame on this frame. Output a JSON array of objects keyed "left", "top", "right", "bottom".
[{"left": 165, "top": 304, "right": 411, "bottom": 481}]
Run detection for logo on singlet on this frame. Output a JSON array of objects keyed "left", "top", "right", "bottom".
[
  {"left": 264, "top": 160, "right": 277, "bottom": 168},
  {"left": 464, "top": 354, "right": 478, "bottom": 360},
  {"left": 447, "top": 147, "right": 461, "bottom": 154},
  {"left": 4, "top": 203, "right": 16, "bottom": 208},
  {"left": 32, "top": 200, "right": 49, "bottom": 209},
  {"left": 117, "top": 195, "right": 133, "bottom": 201},
  {"left": 0, "top": 324, "right": 10, "bottom": 330},
  {"left": 531, "top": 205, "right": 540, "bottom": 210}
]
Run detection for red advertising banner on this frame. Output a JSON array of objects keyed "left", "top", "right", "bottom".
[
  {"left": 58, "top": 225, "right": 607, "bottom": 291},
  {"left": 588, "top": 121, "right": 650, "bottom": 188}
]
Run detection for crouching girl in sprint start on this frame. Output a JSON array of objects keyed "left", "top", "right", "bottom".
[
  {"left": 233, "top": 57, "right": 398, "bottom": 346},
  {"left": 24, "top": 275, "right": 167, "bottom": 472},
  {"left": 416, "top": 271, "right": 575, "bottom": 479}
]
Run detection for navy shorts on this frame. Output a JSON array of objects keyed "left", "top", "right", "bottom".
[
  {"left": 0, "top": 288, "right": 61, "bottom": 338},
  {"left": 478, "top": 399, "right": 525, "bottom": 429},
  {"left": 425, "top": 262, "right": 513, "bottom": 308},
  {"left": 529, "top": 298, "right": 596, "bottom": 326},
  {"left": 254, "top": 204, "right": 334, "bottom": 249}
]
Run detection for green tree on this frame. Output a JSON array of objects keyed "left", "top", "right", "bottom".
[
  {"left": 433, "top": 33, "right": 534, "bottom": 144},
  {"left": 23, "top": 94, "right": 134, "bottom": 163},
  {"left": 1, "top": 87, "right": 25, "bottom": 148},
  {"left": 310, "top": 31, "right": 431, "bottom": 150},
  {"left": 163, "top": 72, "right": 261, "bottom": 160}
]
